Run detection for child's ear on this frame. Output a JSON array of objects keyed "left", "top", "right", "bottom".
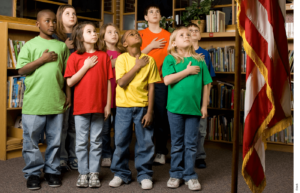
[
  {"left": 172, "top": 41, "right": 176, "bottom": 47},
  {"left": 36, "top": 21, "right": 40, "bottom": 28},
  {"left": 123, "top": 41, "right": 128, "bottom": 48},
  {"left": 144, "top": 15, "right": 149, "bottom": 22}
]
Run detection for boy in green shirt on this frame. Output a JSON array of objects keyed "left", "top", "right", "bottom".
[{"left": 16, "top": 9, "right": 70, "bottom": 190}]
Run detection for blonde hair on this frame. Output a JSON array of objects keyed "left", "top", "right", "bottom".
[
  {"left": 99, "top": 23, "right": 125, "bottom": 53},
  {"left": 56, "top": 5, "right": 77, "bottom": 41},
  {"left": 168, "top": 26, "right": 204, "bottom": 64}
]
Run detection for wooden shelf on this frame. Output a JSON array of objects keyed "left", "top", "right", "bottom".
[
  {"left": 7, "top": 108, "right": 22, "bottom": 110},
  {"left": 35, "top": 0, "right": 67, "bottom": 5},
  {"left": 8, "top": 23, "right": 39, "bottom": 32},
  {"left": 6, "top": 144, "right": 47, "bottom": 160},
  {"left": 212, "top": 4, "right": 236, "bottom": 8},
  {"left": 7, "top": 67, "right": 16, "bottom": 70},
  {"left": 267, "top": 141, "right": 293, "bottom": 146},
  {"left": 206, "top": 139, "right": 233, "bottom": 144},
  {"left": 201, "top": 32, "right": 235, "bottom": 38},
  {"left": 287, "top": 38, "right": 294, "bottom": 41},
  {"left": 208, "top": 107, "right": 244, "bottom": 112},
  {"left": 286, "top": 4, "right": 294, "bottom": 11},
  {"left": 123, "top": 12, "right": 135, "bottom": 15},
  {"left": 6, "top": 143, "right": 44, "bottom": 152},
  {"left": 77, "top": 16, "right": 102, "bottom": 22}
]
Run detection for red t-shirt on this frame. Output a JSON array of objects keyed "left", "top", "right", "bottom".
[{"left": 64, "top": 50, "right": 114, "bottom": 115}]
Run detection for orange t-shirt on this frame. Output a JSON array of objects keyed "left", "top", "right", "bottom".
[{"left": 139, "top": 28, "right": 170, "bottom": 83}]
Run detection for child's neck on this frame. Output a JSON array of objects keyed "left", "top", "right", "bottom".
[
  {"left": 64, "top": 24, "right": 73, "bottom": 33},
  {"left": 148, "top": 22, "right": 162, "bottom": 33},
  {"left": 106, "top": 42, "right": 117, "bottom": 51},
  {"left": 191, "top": 40, "right": 199, "bottom": 50},
  {"left": 84, "top": 42, "right": 96, "bottom": 53},
  {"left": 39, "top": 32, "right": 53, "bottom": 40},
  {"left": 127, "top": 46, "right": 141, "bottom": 58},
  {"left": 177, "top": 47, "right": 190, "bottom": 57}
]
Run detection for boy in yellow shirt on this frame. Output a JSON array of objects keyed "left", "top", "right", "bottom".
[{"left": 109, "top": 30, "right": 161, "bottom": 190}]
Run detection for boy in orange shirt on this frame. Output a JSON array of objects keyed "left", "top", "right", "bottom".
[{"left": 139, "top": 4, "right": 170, "bottom": 164}]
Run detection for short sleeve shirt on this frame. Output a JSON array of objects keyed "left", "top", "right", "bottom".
[
  {"left": 64, "top": 51, "right": 114, "bottom": 115},
  {"left": 139, "top": 28, "right": 170, "bottom": 83},
  {"left": 162, "top": 55, "right": 213, "bottom": 116},
  {"left": 16, "top": 36, "right": 70, "bottom": 115},
  {"left": 195, "top": 46, "right": 216, "bottom": 77},
  {"left": 115, "top": 53, "right": 161, "bottom": 107},
  {"left": 106, "top": 50, "right": 120, "bottom": 109}
]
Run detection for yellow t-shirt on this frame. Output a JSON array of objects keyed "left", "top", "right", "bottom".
[{"left": 115, "top": 52, "right": 161, "bottom": 107}]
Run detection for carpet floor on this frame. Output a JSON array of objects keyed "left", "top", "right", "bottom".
[{"left": 0, "top": 139, "right": 293, "bottom": 193}]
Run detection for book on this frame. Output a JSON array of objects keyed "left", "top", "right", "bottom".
[
  {"left": 8, "top": 39, "right": 17, "bottom": 68},
  {"left": 217, "top": 11, "right": 225, "bottom": 32}
]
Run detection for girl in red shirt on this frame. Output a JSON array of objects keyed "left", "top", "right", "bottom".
[
  {"left": 98, "top": 23, "right": 124, "bottom": 167},
  {"left": 64, "top": 21, "right": 114, "bottom": 188}
]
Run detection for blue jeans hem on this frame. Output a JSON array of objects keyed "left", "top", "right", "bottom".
[
  {"left": 115, "top": 174, "right": 131, "bottom": 184},
  {"left": 170, "top": 174, "right": 183, "bottom": 179},
  {"left": 137, "top": 175, "right": 152, "bottom": 183},
  {"left": 183, "top": 175, "right": 198, "bottom": 182}
]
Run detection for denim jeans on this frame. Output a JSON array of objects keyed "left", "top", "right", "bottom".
[
  {"left": 111, "top": 107, "right": 154, "bottom": 183},
  {"left": 152, "top": 83, "right": 170, "bottom": 155},
  {"left": 74, "top": 113, "right": 104, "bottom": 174},
  {"left": 60, "top": 107, "right": 76, "bottom": 162},
  {"left": 196, "top": 118, "right": 207, "bottom": 160},
  {"left": 22, "top": 114, "right": 63, "bottom": 179},
  {"left": 102, "top": 108, "right": 116, "bottom": 159},
  {"left": 167, "top": 111, "right": 199, "bottom": 181}
]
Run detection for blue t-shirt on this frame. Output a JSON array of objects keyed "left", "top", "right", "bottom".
[
  {"left": 195, "top": 46, "right": 216, "bottom": 77},
  {"left": 52, "top": 33, "right": 75, "bottom": 54}
]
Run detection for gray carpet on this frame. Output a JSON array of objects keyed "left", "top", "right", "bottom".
[{"left": 0, "top": 140, "right": 293, "bottom": 193}]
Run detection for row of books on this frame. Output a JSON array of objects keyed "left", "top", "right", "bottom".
[
  {"left": 7, "top": 76, "right": 26, "bottom": 108},
  {"left": 205, "top": 46, "right": 247, "bottom": 73},
  {"left": 291, "top": 81, "right": 294, "bottom": 109},
  {"left": 7, "top": 39, "right": 25, "bottom": 68},
  {"left": 209, "top": 81, "right": 245, "bottom": 110},
  {"left": 285, "top": 22, "right": 294, "bottom": 38},
  {"left": 206, "top": 10, "right": 225, "bottom": 33},
  {"left": 289, "top": 50, "right": 294, "bottom": 73},
  {"left": 266, "top": 124, "right": 294, "bottom": 144}
]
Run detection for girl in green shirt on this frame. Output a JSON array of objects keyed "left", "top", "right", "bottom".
[{"left": 162, "top": 26, "right": 212, "bottom": 191}]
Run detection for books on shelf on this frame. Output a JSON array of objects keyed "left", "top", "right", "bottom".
[
  {"left": 285, "top": 22, "right": 294, "bottom": 38},
  {"left": 291, "top": 81, "right": 294, "bottom": 109},
  {"left": 7, "top": 76, "right": 26, "bottom": 108},
  {"left": 289, "top": 50, "right": 294, "bottom": 73},
  {"left": 267, "top": 124, "right": 294, "bottom": 144},
  {"left": 207, "top": 10, "right": 225, "bottom": 33},
  {"left": 7, "top": 39, "right": 25, "bottom": 68}
]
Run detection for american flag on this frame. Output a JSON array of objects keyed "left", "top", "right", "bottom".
[{"left": 236, "top": 0, "right": 293, "bottom": 192}]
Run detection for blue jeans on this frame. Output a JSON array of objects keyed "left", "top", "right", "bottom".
[
  {"left": 111, "top": 107, "right": 154, "bottom": 183},
  {"left": 74, "top": 113, "right": 104, "bottom": 174},
  {"left": 196, "top": 118, "right": 207, "bottom": 160},
  {"left": 60, "top": 107, "right": 76, "bottom": 162},
  {"left": 152, "top": 83, "right": 170, "bottom": 155},
  {"left": 102, "top": 108, "right": 116, "bottom": 159},
  {"left": 167, "top": 111, "right": 199, "bottom": 181},
  {"left": 22, "top": 114, "right": 63, "bottom": 179}
]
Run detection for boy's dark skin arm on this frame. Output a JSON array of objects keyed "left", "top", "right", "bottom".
[{"left": 142, "top": 83, "right": 154, "bottom": 127}]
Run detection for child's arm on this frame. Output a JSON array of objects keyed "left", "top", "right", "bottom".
[
  {"left": 104, "top": 80, "right": 111, "bottom": 121},
  {"left": 207, "top": 83, "right": 212, "bottom": 105},
  {"left": 142, "top": 38, "right": 167, "bottom": 54},
  {"left": 117, "top": 56, "right": 149, "bottom": 88},
  {"left": 164, "top": 61, "right": 200, "bottom": 85},
  {"left": 141, "top": 83, "right": 154, "bottom": 127},
  {"left": 66, "top": 55, "right": 98, "bottom": 87},
  {"left": 18, "top": 49, "right": 57, "bottom": 75},
  {"left": 201, "top": 84, "right": 209, "bottom": 118},
  {"left": 64, "top": 84, "right": 72, "bottom": 109}
]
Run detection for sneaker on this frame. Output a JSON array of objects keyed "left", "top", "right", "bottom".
[
  {"left": 27, "top": 175, "right": 41, "bottom": 190},
  {"left": 89, "top": 173, "right": 101, "bottom": 188},
  {"left": 141, "top": 179, "right": 153, "bottom": 190},
  {"left": 195, "top": 159, "right": 206, "bottom": 169},
  {"left": 76, "top": 174, "right": 89, "bottom": 188},
  {"left": 167, "top": 177, "right": 182, "bottom": 188},
  {"left": 153, "top": 154, "right": 166, "bottom": 165},
  {"left": 101, "top": 158, "right": 111, "bottom": 167},
  {"left": 69, "top": 158, "right": 78, "bottom": 170},
  {"left": 109, "top": 176, "right": 123, "bottom": 188},
  {"left": 185, "top": 179, "right": 201, "bottom": 191},
  {"left": 44, "top": 173, "right": 61, "bottom": 188},
  {"left": 60, "top": 160, "right": 71, "bottom": 172}
]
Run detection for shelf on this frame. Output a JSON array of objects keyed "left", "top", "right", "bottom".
[
  {"left": 201, "top": 32, "right": 235, "bottom": 38},
  {"left": 123, "top": 12, "right": 135, "bottom": 15},
  {"left": 8, "top": 23, "right": 39, "bottom": 32},
  {"left": 286, "top": 4, "right": 294, "bottom": 11},
  {"left": 267, "top": 141, "right": 293, "bottom": 146},
  {"left": 7, "top": 67, "right": 16, "bottom": 70},
  {"left": 77, "top": 16, "right": 102, "bottom": 22},
  {"left": 6, "top": 143, "right": 44, "bottom": 152},
  {"left": 212, "top": 4, "right": 236, "bottom": 8},
  {"left": 35, "top": 0, "right": 67, "bottom": 5},
  {"left": 7, "top": 108, "right": 22, "bottom": 110},
  {"left": 215, "top": 72, "right": 246, "bottom": 74},
  {"left": 287, "top": 38, "right": 294, "bottom": 41},
  {"left": 206, "top": 140, "right": 233, "bottom": 144},
  {"left": 208, "top": 107, "right": 244, "bottom": 112}
]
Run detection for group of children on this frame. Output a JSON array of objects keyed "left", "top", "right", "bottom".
[{"left": 17, "top": 4, "right": 215, "bottom": 191}]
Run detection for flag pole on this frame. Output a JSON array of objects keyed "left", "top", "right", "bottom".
[{"left": 231, "top": 24, "right": 242, "bottom": 193}]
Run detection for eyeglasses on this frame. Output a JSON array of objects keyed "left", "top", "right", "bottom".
[{"left": 189, "top": 30, "right": 199, "bottom": 33}]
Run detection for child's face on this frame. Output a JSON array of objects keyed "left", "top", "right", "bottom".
[
  {"left": 62, "top": 8, "right": 77, "bottom": 28},
  {"left": 122, "top": 30, "right": 142, "bottom": 48},
  {"left": 172, "top": 28, "right": 191, "bottom": 49},
  {"left": 104, "top": 25, "right": 119, "bottom": 45},
  {"left": 82, "top": 24, "right": 98, "bottom": 44},
  {"left": 37, "top": 11, "right": 57, "bottom": 36},
  {"left": 188, "top": 26, "right": 201, "bottom": 41},
  {"left": 145, "top": 7, "right": 161, "bottom": 23}
]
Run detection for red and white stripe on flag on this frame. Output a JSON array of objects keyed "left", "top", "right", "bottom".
[{"left": 236, "top": 0, "right": 293, "bottom": 192}]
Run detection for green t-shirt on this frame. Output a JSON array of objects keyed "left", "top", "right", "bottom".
[
  {"left": 16, "top": 36, "right": 70, "bottom": 115},
  {"left": 162, "top": 55, "right": 213, "bottom": 116}
]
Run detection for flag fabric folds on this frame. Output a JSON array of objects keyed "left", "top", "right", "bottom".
[{"left": 236, "top": 0, "right": 293, "bottom": 192}]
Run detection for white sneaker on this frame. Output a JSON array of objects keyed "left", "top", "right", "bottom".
[
  {"left": 76, "top": 174, "right": 89, "bottom": 188},
  {"left": 101, "top": 158, "right": 111, "bottom": 167},
  {"left": 185, "top": 179, "right": 201, "bottom": 190},
  {"left": 141, "top": 179, "right": 153, "bottom": 190},
  {"left": 109, "top": 176, "right": 123, "bottom": 188},
  {"left": 167, "top": 177, "right": 181, "bottom": 188},
  {"left": 153, "top": 154, "right": 166, "bottom": 164},
  {"left": 89, "top": 173, "right": 101, "bottom": 188}
]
